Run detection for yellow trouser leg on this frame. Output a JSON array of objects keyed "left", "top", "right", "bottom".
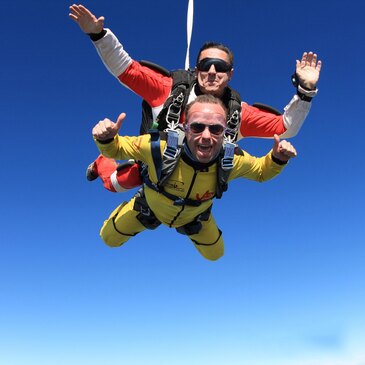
[
  {"left": 188, "top": 214, "right": 224, "bottom": 261},
  {"left": 100, "top": 198, "right": 146, "bottom": 247}
]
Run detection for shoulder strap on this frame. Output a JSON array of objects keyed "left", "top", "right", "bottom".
[
  {"left": 139, "top": 60, "right": 171, "bottom": 134},
  {"left": 139, "top": 65, "right": 195, "bottom": 133},
  {"left": 141, "top": 129, "right": 182, "bottom": 191},
  {"left": 141, "top": 129, "right": 204, "bottom": 207},
  {"left": 159, "top": 126, "right": 185, "bottom": 186},
  {"left": 156, "top": 69, "right": 196, "bottom": 131},
  {"left": 222, "top": 86, "right": 242, "bottom": 144},
  {"left": 149, "top": 129, "right": 163, "bottom": 180},
  {"left": 215, "top": 143, "right": 236, "bottom": 199}
]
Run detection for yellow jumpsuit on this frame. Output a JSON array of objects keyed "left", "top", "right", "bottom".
[{"left": 95, "top": 134, "right": 286, "bottom": 261}]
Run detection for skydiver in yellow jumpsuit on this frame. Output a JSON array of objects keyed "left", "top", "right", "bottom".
[{"left": 93, "top": 95, "right": 297, "bottom": 261}]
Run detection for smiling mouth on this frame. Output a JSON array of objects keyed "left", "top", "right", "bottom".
[{"left": 198, "top": 145, "right": 212, "bottom": 152}]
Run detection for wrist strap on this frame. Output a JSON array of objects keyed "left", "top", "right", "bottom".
[
  {"left": 88, "top": 29, "right": 107, "bottom": 42},
  {"left": 271, "top": 153, "right": 288, "bottom": 165},
  {"left": 291, "top": 73, "right": 318, "bottom": 102}
]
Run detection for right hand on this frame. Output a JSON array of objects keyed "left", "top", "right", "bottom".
[
  {"left": 272, "top": 134, "right": 297, "bottom": 162},
  {"left": 295, "top": 51, "right": 322, "bottom": 90},
  {"left": 92, "top": 113, "right": 126, "bottom": 141},
  {"left": 69, "top": 4, "right": 104, "bottom": 34}
]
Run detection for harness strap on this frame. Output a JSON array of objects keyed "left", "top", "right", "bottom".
[
  {"left": 165, "top": 89, "right": 186, "bottom": 130},
  {"left": 221, "top": 142, "right": 235, "bottom": 170},
  {"left": 216, "top": 146, "right": 235, "bottom": 199},
  {"left": 142, "top": 129, "right": 202, "bottom": 207},
  {"left": 176, "top": 205, "right": 212, "bottom": 236},
  {"left": 149, "top": 130, "right": 163, "bottom": 180},
  {"left": 143, "top": 176, "right": 202, "bottom": 207},
  {"left": 133, "top": 188, "right": 161, "bottom": 230},
  {"left": 224, "top": 109, "right": 240, "bottom": 143},
  {"left": 164, "top": 129, "right": 179, "bottom": 159}
]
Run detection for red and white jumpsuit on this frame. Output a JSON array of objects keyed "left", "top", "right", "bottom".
[{"left": 91, "top": 29, "right": 316, "bottom": 192}]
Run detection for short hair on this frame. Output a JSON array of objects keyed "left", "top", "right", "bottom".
[
  {"left": 196, "top": 41, "right": 234, "bottom": 66},
  {"left": 184, "top": 94, "right": 228, "bottom": 123}
]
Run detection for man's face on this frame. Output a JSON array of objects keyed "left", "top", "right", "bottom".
[
  {"left": 196, "top": 48, "right": 233, "bottom": 97},
  {"left": 185, "top": 102, "right": 227, "bottom": 164}
]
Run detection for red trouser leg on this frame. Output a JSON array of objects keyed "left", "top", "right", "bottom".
[
  {"left": 116, "top": 162, "right": 142, "bottom": 189},
  {"left": 93, "top": 155, "right": 118, "bottom": 192},
  {"left": 94, "top": 156, "right": 143, "bottom": 193}
]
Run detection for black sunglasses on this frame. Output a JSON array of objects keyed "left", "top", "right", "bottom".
[
  {"left": 196, "top": 58, "right": 232, "bottom": 73},
  {"left": 187, "top": 122, "right": 226, "bottom": 136}
]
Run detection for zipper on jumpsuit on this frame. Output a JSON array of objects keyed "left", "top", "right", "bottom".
[{"left": 168, "top": 169, "right": 199, "bottom": 228}]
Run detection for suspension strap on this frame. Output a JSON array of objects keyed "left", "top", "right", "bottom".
[{"left": 185, "top": 0, "right": 194, "bottom": 70}]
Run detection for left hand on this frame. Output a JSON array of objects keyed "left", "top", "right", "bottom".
[
  {"left": 92, "top": 113, "right": 126, "bottom": 141},
  {"left": 295, "top": 51, "right": 322, "bottom": 90},
  {"left": 272, "top": 134, "right": 297, "bottom": 162},
  {"left": 69, "top": 4, "right": 105, "bottom": 34}
]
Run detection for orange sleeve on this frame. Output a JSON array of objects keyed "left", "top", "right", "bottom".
[
  {"left": 239, "top": 103, "right": 286, "bottom": 138},
  {"left": 118, "top": 61, "right": 173, "bottom": 108}
]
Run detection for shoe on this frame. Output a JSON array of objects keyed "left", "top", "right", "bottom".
[{"left": 86, "top": 161, "right": 99, "bottom": 181}]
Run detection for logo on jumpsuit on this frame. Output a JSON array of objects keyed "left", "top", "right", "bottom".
[
  {"left": 196, "top": 191, "right": 215, "bottom": 201},
  {"left": 165, "top": 180, "right": 185, "bottom": 192}
]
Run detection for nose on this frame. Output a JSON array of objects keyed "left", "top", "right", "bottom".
[
  {"left": 207, "top": 64, "right": 216, "bottom": 74},
  {"left": 201, "top": 125, "right": 212, "bottom": 139}
]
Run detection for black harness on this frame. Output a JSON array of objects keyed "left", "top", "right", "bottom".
[{"left": 138, "top": 60, "right": 243, "bottom": 144}]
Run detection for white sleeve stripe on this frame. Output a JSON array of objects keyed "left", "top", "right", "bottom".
[
  {"left": 93, "top": 28, "right": 132, "bottom": 77},
  {"left": 280, "top": 94, "right": 312, "bottom": 138},
  {"left": 111, "top": 171, "right": 128, "bottom": 192}
]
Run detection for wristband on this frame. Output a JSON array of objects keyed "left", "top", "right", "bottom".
[
  {"left": 88, "top": 29, "right": 107, "bottom": 42},
  {"left": 97, "top": 137, "right": 114, "bottom": 144},
  {"left": 291, "top": 73, "right": 318, "bottom": 102},
  {"left": 271, "top": 153, "right": 288, "bottom": 165}
]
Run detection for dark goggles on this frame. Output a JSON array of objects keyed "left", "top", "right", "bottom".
[
  {"left": 187, "top": 122, "right": 226, "bottom": 136},
  {"left": 196, "top": 58, "right": 232, "bottom": 73}
]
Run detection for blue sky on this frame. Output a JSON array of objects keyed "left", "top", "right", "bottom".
[{"left": 1, "top": 1, "right": 365, "bottom": 364}]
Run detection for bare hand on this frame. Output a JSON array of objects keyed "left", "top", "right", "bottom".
[
  {"left": 272, "top": 134, "right": 297, "bottom": 162},
  {"left": 92, "top": 113, "right": 126, "bottom": 141},
  {"left": 295, "top": 51, "right": 322, "bottom": 90},
  {"left": 69, "top": 4, "right": 104, "bottom": 34}
]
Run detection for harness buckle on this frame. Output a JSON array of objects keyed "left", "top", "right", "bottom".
[
  {"left": 225, "top": 110, "right": 240, "bottom": 143},
  {"left": 173, "top": 198, "right": 186, "bottom": 206},
  {"left": 227, "top": 110, "right": 240, "bottom": 128},
  {"left": 166, "top": 92, "right": 185, "bottom": 129},
  {"left": 140, "top": 206, "right": 151, "bottom": 216},
  {"left": 221, "top": 142, "right": 235, "bottom": 170},
  {"left": 164, "top": 129, "right": 179, "bottom": 159}
]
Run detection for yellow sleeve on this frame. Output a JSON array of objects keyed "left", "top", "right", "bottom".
[
  {"left": 94, "top": 134, "right": 166, "bottom": 183},
  {"left": 94, "top": 134, "right": 157, "bottom": 162},
  {"left": 229, "top": 149, "right": 287, "bottom": 183}
]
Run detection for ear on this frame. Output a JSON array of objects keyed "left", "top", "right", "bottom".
[{"left": 228, "top": 68, "right": 234, "bottom": 80}]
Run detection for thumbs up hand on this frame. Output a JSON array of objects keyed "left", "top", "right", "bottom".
[{"left": 92, "top": 113, "right": 126, "bottom": 141}]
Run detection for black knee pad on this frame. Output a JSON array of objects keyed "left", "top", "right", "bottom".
[
  {"left": 176, "top": 221, "right": 202, "bottom": 236},
  {"left": 176, "top": 205, "right": 212, "bottom": 236}
]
